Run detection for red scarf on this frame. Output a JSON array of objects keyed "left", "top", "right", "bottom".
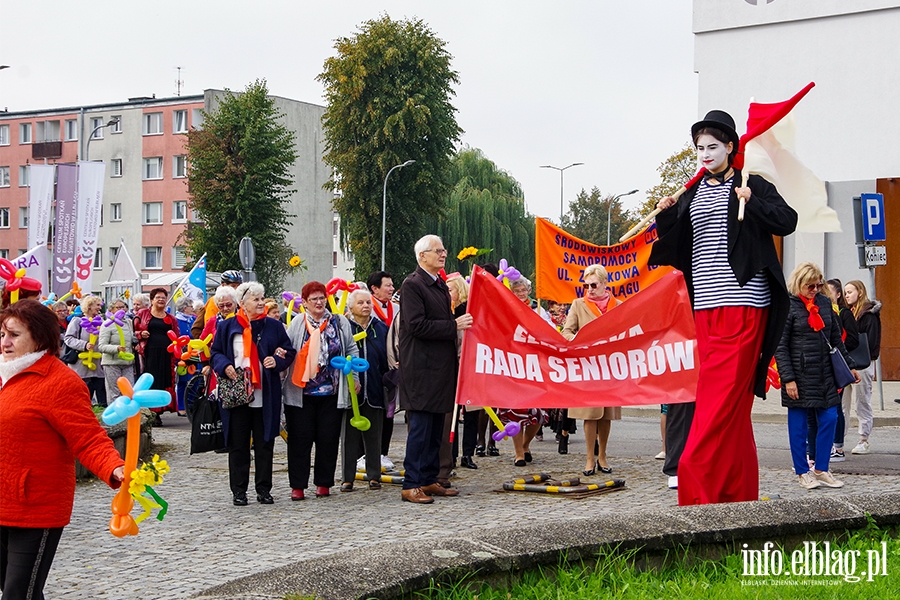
[
  {"left": 372, "top": 300, "right": 394, "bottom": 326},
  {"left": 801, "top": 295, "right": 825, "bottom": 332},
  {"left": 236, "top": 308, "right": 264, "bottom": 388}
]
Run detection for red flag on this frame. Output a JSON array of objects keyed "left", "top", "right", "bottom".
[
  {"left": 733, "top": 82, "right": 816, "bottom": 171},
  {"left": 455, "top": 267, "right": 698, "bottom": 409}
]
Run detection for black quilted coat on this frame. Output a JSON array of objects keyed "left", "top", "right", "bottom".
[{"left": 774, "top": 293, "right": 851, "bottom": 409}]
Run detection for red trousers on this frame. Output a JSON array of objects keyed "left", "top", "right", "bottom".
[{"left": 678, "top": 306, "right": 767, "bottom": 506}]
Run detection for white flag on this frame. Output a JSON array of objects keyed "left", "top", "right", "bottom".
[
  {"left": 743, "top": 115, "right": 841, "bottom": 232},
  {"left": 27, "top": 165, "right": 56, "bottom": 249},
  {"left": 12, "top": 244, "right": 50, "bottom": 296},
  {"left": 74, "top": 161, "right": 106, "bottom": 293}
]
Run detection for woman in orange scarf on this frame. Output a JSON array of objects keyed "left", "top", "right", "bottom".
[
  {"left": 561, "top": 264, "right": 620, "bottom": 476},
  {"left": 209, "top": 282, "right": 295, "bottom": 506}
]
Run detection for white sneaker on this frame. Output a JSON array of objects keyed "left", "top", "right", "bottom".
[
  {"left": 851, "top": 441, "right": 870, "bottom": 455},
  {"left": 813, "top": 470, "right": 844, "bottom": 488},
  {"left": 830, "top": 447, "right": 845, "bottom": 462},
  {"left": 667, "top": 476, "right": 678, "bottom": 489},
  {"left": 655, "top": 451, "right": 667, "bottom": 460},
  {"left": 380, "top": 455, "right": 394, "bottom": 470},
  {"left": 799, "top": 471, "right": 821, "bottom": 490},
  {"left": 356, "top": 455, "right": 366, "bottom": 471}
]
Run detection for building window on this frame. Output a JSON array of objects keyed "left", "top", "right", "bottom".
[
  {"left": 143, "top": 113, "right": 163, "bottom": 135},
  {"left": 111, "top": 158, "right": 123, "bottom": 177},
  {"left": 142, "top": 202, "right": 163, "bottom": 225},
  {"left": 111, "top": 203, "right": 122, "bottom": 221},
  {"left": 333, "top": 251, "right": 338, "bottom": 268},
  {"left": 19, "top": 166, "right": 29, "bottom": 187},
  {"left": 0, "top": 208, "right": 9, "bottom": 228},
  {"left": 0, "top": 125, "right": 9, "bottom": 146},
  {"left": 190, "top": 207, "right": 204, "bottom": 223},
  {"left": 142, "top": 157, "right": 163, "bottom": 180},
  {"left": 143, "top": 246, "right": 162, "bottom": 269},
  {"left": 90, "top": 117, "right": 105, "bottom": 139},
  {"left": 172, "top": 200, "right": 188, "bottom": 223},
  {"left": 65, "top": 119, "right": 78, "bottom": 141},
  {"left": 173, "top": 110, "right": 188, "bottom": 134},
  {"left": 36, "top": 120, "right": 60, "bottom": 143},
  {"left": 94, "top": 248, "right": 102, "bottom": 270},
  {"left": 172, "top": 246, "right": 187, "bottom": 269},
  {"left": 192, "top": 108, "right": 204, "bottom": 130},
  {"left": 110, "top": 116, "right": 122, "bottom": 134},
  {"left": 0, "top": 250, "right": 7, "bottom": 259},
  {"left": 19, "top": 123, "right": 32, "bottom": 144},
  {"left": 18, "top": 207, "right": 28, "bottom": 229},
  {"left": 333, "top": 217, "right": 339, "bottom": 237},
  {"left": 109, "top": 246, "right": 119, "bottom": 266},
  {"left": 172, "top": 155, "right": 187, "bottom": 179},
  {"left": 0, "top": 167, "right": 9, "bottom": 187}
]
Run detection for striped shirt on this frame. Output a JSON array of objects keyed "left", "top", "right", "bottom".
[{"left": 690, "top": 177, "right": 770, "bottom": 310}]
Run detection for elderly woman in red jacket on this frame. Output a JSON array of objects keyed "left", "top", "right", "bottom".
[{"left": 1, "top": 300, "right": 125, "bottom": 600}]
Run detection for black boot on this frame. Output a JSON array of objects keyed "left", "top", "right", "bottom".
[
  {"left": 460, "top": 456, "right": 478, "bottom": 469},
  {"left": 558, "top": 434, "right": 569, "bottom": 455}
]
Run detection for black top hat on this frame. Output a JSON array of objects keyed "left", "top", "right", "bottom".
[{"left": 691, "top": 110, "right": 740, "bottom": 150}]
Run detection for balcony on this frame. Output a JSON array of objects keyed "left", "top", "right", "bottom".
[{"left": 32, "top": 141, "right": 63, "bottom": 159}]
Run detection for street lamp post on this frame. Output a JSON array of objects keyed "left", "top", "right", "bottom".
[
  {"left": 85, "top": 117, "right": 120, "bottom": 162},
  {"left": 607, "top": 189, "right": 640, "bottom": 246},
  {"left": 540, "top": 163, "right": 584, "bottom": 223},
  {"left": 381, "top": 159, "right": 416, "bottom": 270}
]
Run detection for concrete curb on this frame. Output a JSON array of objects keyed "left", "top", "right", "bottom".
[{"left": 193, "top": 492, "right": 900, "bottom": 600}]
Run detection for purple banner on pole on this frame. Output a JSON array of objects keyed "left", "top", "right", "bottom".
[{"left": 53, "top": 163, "right": 78, "bottom": 297}]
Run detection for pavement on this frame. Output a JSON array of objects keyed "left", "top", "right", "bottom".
[{"left": 47, "top": 382, "right": 900, "bottom": 599}]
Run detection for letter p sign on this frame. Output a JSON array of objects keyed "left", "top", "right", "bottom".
[{"left": 861, "top": 193, "right": 886, "bottom": 242}]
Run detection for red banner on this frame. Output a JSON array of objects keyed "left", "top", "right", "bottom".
[{"left": 456, "top": 267, "right": 698, "bottom": 409}]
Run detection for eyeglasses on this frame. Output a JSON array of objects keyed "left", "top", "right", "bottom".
[
  {"left": 217, "top": 302, "right": 234, "bottom": 310},
  {"left": 582, "top": 282, "right": 604, "bottom": 290},
  {"left": 423, "top": 248, "right": 448, "bottom": 255},
  {"left": 805, "top": 283, "right": 824, "bottom": 292},
  {"left": 307, "top": 296, "right": 327, "bottom": 303}
]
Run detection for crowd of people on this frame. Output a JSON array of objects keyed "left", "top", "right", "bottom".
[{"left": 0, "top": 107, "right": 888, "bottom": 598}]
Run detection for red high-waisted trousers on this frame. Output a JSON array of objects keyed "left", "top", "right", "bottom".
[{"left": 678, "top": 305, "right": 767, "bottom": 505}]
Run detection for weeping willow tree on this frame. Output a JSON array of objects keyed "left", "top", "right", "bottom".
[{"left": 424, "top": 148, "right": 535, "bottom": 277}]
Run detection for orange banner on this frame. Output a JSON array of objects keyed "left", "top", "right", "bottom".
[{"left": 534, "top": 217, "right": 672, "bottom": 303}]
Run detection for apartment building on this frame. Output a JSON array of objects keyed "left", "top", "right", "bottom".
[{"left": 0, "top": 90, "right": 334, "bottom": 294}]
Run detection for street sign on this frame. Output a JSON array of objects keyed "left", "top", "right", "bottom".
[
  {"left": 238, "top": 237, "right": 256, "bottom": 270},
  {"left": 861, "top": 193, "right": 886, "bottom": 241},
  {"left": 865, "top": 244, "right": 887, "bottom": 267}
]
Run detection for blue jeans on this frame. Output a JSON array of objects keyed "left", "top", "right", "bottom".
[{"left": 788, "top": 406, "right": 837, "bottom": 475}]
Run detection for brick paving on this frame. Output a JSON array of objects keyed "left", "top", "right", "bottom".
[{"left": 46, "top": 406, "right": 900, "bottom": 599}]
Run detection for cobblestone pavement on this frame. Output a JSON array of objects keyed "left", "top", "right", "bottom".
[{"left": 48, "top": 415, "right": 900, "bottom": 599}]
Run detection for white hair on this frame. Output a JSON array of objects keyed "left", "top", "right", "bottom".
[
  {"left": 132, "top": 293, "right": 150, "bottom": 307},
  {"left": 414, "top": 234, "right": 443, "bottom": 262},
  {"left": 510, "top": 276, "right": 532, "bottom": 290},
  {"left": 236, "top": 282, "right": 265, "bottom": 304},
  {"left": 213, "top": 285, "right": 238, "bottom": 305},
  {"left": 347, "top": 288, "right": 372, "bottom": 307},
  {"left": 175, "top": 296, "right": 194, "bottom": 312},
  {"left": 193, "top": 300, "right": 206, "bottom": 312}
]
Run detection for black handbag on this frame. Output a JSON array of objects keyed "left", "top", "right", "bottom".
[
  {"left": 60, "top": 344, "right": 80, "bottom": 364},
  {"left": 217, "top": 366, "right": 254, "bottom": 409},
  {"left": 190, "top": 387, "right": 225, "bottom": 454},
  {"left": 822, "top": 332, "right": 856, "bottom": 389},
  {"left": 846, "top": 332, "right": 871, "bottom": 370},
  {"left": 61, "top": 321, "right": 82, "bottom": 364}
]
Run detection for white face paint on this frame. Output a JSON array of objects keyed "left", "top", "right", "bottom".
[{"left": 695, "top": 133, "right": 732, "bottom": 174}]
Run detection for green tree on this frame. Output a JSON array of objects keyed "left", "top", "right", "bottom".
[
  {"left": 561, "top": 187, "right": 633, "bottom": 246},
  {"left": 634, "top": 143, "right": 697, "bottom": 217},
  {"left": 424, "top": 148, "right": 535, "bottom": 277},
  {"left": 184, "top": 80, "right": 297, "bottom": 292},
  {"left": 318, "top": 15, "right": 462, "bottom": 280}
]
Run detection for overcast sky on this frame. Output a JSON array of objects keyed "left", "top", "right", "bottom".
[{"left": 1, "top": 0, "right": 697, "bottom": 222}]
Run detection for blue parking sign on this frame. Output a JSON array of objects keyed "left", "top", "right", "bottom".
[{"left": 861, "top": 193, "right": 886, "bottom": 241}]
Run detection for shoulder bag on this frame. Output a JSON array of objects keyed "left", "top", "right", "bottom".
[
  {"left": 61, "top": 321, "right": 82, "bottom": 364},
  {"left": 822, "top": 332, "right": 856, "bottom": 390},
  {"left": 217, "top": 366, "right": 254, "bottom": 409},
  {"left": 846, "top": 332, "right": 871, "bottom": 370}
]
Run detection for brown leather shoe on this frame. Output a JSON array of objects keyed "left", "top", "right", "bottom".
[
  {"left": 401, "top": 488, "right": 435, "bottom": 504},
  {"left": 421, "top": 483, "right": 459, "bottom": 497}
]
